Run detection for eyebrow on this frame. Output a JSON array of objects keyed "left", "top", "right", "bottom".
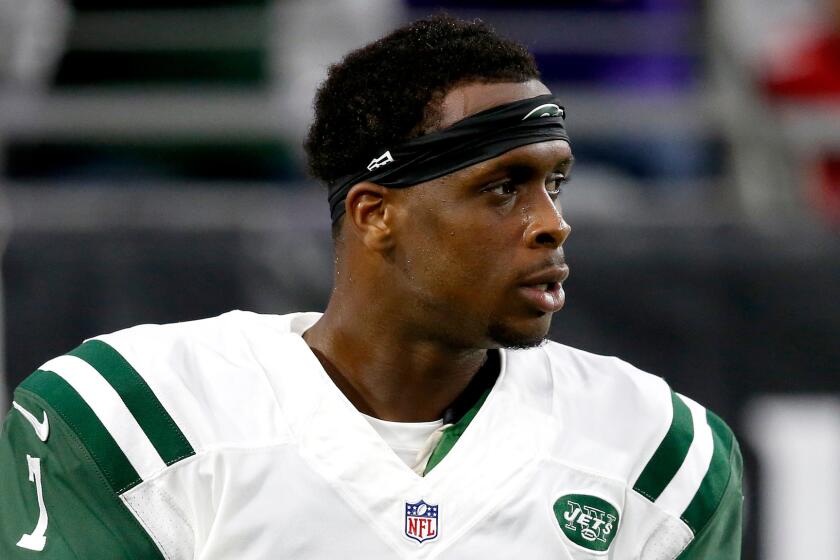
[
  {"left": 455, "top": 148, "right": 575, "bottom": 189},
  {"left": 496, "top": 154, "right": 575, "bottom": 176},
  {"left": 555, "top": 155, "right": 575, "bottom": 172}
]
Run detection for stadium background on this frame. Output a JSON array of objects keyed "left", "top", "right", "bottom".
[{"left": 0, "top": 0, "right": 838, "bottom": 558}]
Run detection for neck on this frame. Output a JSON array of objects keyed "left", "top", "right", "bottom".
[{"left": 303, "top": 285, "right": 488, "bottom": 422}]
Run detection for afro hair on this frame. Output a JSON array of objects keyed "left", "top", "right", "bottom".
[{"left": 304, "top": 14, "right": 540, "bottom": 188}]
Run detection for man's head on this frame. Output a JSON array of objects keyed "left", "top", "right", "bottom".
[
  {"left": 305, "top": 14, "right": 542, "bottom": 226},
  {"left": 305, "top": 15, "right": 572, "bottom": 349}
]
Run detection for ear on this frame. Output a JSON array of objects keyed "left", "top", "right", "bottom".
[{"left": 344, "top": 182, "right": 396, "bottom": 251}]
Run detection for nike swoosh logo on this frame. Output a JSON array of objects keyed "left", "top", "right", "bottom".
[{"left": 12, "top": 401, "right": 49, "bottom": 442}]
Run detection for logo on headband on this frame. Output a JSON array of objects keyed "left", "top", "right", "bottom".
[
  {"left": 522, "top": 104, "right": 564, "bottom": 121},
  {"left": 367, "top": 150, "right": 395, "bottom": 171}
]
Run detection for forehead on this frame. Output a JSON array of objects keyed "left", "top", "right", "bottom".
[{"left": 435, "top": 80, "right": 552, "bottom": 129}]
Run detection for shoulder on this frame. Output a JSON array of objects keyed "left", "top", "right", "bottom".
[
  {"left": 14, "top": 311, "right": 312, "bottom": 474},
  {"left": 1, "top": 311, "right": 319, "bottom": 557},
  {"left": 96, "top": 309, "right": 298, "bottom": 362},
  {"left": 514, "top": 341, "right": 742, "bottom": 553},
  {"left": 539, "top": 340, "right": 673, "bottom": 419},
  {"left": 509, "top": 341, "right": 677, "bottom": 483}
]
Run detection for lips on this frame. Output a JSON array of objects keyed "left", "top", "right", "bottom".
[
  {"left": 519, "top": 265, "right": 569, "bottom": 287},
  {"left": 517, "top": 265, "right": 569, "bottom": 313}
]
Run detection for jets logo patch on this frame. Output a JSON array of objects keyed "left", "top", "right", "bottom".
[
  {"left": 553, "top": 494, "right": 619, "bottom": 552},
  {"left": 405, "top": 500, "right": 438, "bottom": 543}
]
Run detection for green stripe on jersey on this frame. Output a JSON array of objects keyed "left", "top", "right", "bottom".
[
  {"left": 680, "top": 411, "right": 736, "bottom": 534},
  {"left": 69, "top": 340, "right": 195, "bottom": 466},
  {"left": 19, "top": 370, "right": 142, "bottom": 493},
  {"left": 633, "top": 391, "right": 694, "bottom": 502}
]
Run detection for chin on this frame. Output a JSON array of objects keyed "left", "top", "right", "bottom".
[{"left": 487, "top": 315, "right": 553, "bottom": 349}]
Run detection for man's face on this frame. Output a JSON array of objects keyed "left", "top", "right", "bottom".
[{"left": 388, "top": 80, "right": 573, "bottom": 349}]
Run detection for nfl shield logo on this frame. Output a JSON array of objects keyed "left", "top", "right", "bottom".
[{"left": 405, "top": 500, "right": 439, "bottom": 543}]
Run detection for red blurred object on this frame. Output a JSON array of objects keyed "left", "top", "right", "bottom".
[
  {"left": 763, "top": 29, "right": 840, "bottom": 226},
  {"left": 763, "top": 32, "right": 840, "bottom": 100},
  {"left": 814, "top": 157, "right": 840, "bottom": 226}
]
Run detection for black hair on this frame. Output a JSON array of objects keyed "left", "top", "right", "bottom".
[{"left": 305, "top": 14, "right": 540, "bottom": 206}]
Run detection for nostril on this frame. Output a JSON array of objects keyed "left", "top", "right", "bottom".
[{"left": 534, "top": 232, "right": 558, "bottom": 246}]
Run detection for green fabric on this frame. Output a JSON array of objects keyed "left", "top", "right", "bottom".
[
  {"left": 681, "top": 411, "right": 735, "bottom": 534},
  {"left": 69, "top": 340, "right": 194, "bottom": 466},
  {"left": 423, "top": 388, "right": 491, "bottom": 475},
  {"left": 633, "top": 391, "right": 694, "bottom": 502},
  {"left": 0, "top": 388, "right": 164, "bottom": 558},
  {"left": 675, "top": 430, "right": 743, "bottom": 559},
  {"left": 20, "top": 371, "right": 141, "bottom": 493}
]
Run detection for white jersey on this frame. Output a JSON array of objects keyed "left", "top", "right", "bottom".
[{"left": 0, "top": 311, "right": 742, "bottom": 559}]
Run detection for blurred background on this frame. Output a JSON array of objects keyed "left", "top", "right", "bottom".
[{"left": 0, "top": 0, "right": 838, "bottom": 557}]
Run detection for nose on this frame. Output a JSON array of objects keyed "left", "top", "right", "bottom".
[{"left": 524, "top": 194, "right": 571, "bottom": 249}]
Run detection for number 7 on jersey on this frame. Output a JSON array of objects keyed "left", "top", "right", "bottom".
[{"left": 17, "top": 454, "right": 49, "bottom": 552}]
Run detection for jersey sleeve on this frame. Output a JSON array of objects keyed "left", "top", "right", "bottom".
[
  {"left": 0, "top": 339, "right": 196, "bottom": 558},
  {"left": 674, "top": 432, "right": 743, "bottom": 560},
  {"left": 632, "top": 391, "right": 744, "bottom": 559}
]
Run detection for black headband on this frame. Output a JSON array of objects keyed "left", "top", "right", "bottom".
[{"left": 328, "top": 94, "right": 570, "bottom": 223}]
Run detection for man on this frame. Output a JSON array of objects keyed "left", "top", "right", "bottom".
[{"left": 0, "top": 15, "right": 742, "bottom": 559}]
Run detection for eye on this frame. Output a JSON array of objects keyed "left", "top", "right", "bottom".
[
  {"left": 483, "top": 179, "right": 518, "bottom": 197},
  {"left": 546, "top": 173, "right": 569, "bottom": 200}
]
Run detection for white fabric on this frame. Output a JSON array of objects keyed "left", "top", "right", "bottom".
[
  {"left": 72, "top": 311, "right": 706, "bottom": 558},
  {"left": 121, "top": 480, "right": 195, "bottom": 560},
  {"left": 542, "top": 345, "right": 677, "bottom": 484},
  {"left": 362, "top": 414, "right": 443, "bottom": 471},
  {"left": 40, "top": 355, "right": 166, "bottom": 483},
  {"left": 411, "top": 423, "right": 451, "bottom": 476},
  {"left": 97, "top": 315, "right": 294, "bottom": 453}
]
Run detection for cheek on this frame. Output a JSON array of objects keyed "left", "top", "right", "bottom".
[
  {"left": 409, "top": 223, "right": 511, "bottom": 301},
  {"left": 398, "top": 190, "right": 519, "bottom": 301}
]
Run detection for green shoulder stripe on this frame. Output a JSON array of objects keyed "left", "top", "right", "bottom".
[
  {"left": 633, "top": 391, "right": 694, "bottom": 502},
  {"left": 19, "top": 370, "right": 142, "bottom": 493},
  {"left": 680, "top": 411, "right": 736, "bottom": 534},
  {"left": 69, "top": 340, "right": 195, "bottom": 466}
]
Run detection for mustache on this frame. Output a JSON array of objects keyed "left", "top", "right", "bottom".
[{"left": 519, "top": 253, "right": 567, "bottom": 278}]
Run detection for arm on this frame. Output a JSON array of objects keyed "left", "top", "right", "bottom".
[
  {"left": 675, "top": 423, "right": 744, "bottom": 559},
  {"left": 0, "top": 371, "right": 164, "bottom": 558}
]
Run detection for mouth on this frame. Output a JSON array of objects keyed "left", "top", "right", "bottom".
[
  {"left": 517, "top": 266, "right": 569, "bottom": 313},
  {"left": 527, "top": 282, "right": 560, "bottom": 292}
]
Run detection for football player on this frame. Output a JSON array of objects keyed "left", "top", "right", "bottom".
[{"left": 0, "top": 14, "right": 742, "bottom": 559}]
